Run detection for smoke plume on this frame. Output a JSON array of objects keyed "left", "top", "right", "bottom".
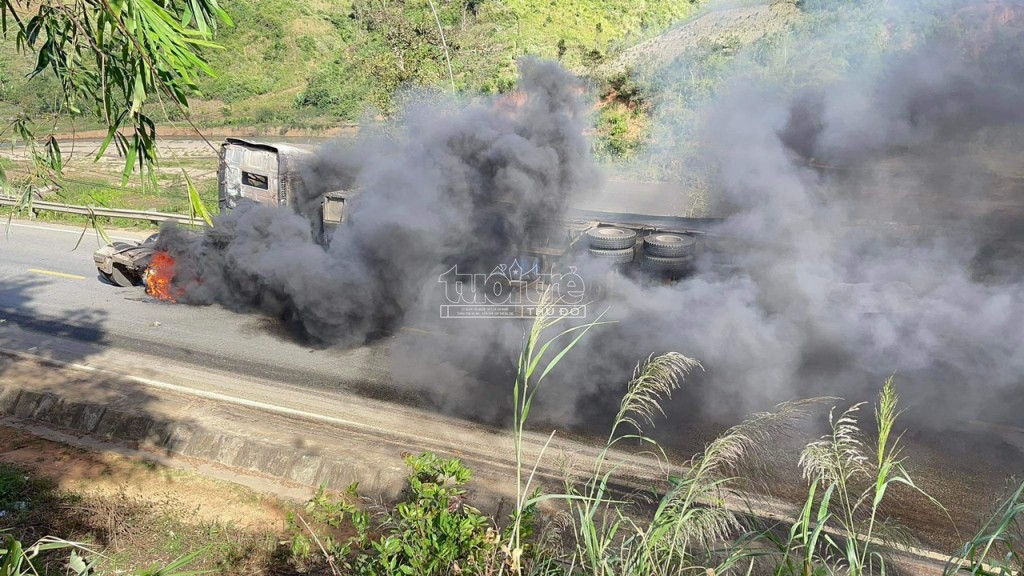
[
  {"left": 548, "top": 0, "right": 1024, "bottom": 431},
  {"left": 393, "top": 0, "right": 1024, "bottom": 432},
  {"left": 160, "top": 1, "right": 1024, "bottom": 438}
]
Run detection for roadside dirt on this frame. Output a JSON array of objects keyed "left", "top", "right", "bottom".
[
  {"left": 2, "top": 345, "right": 1017, "bottom": 559},
  {"left": 0, "top": 425, "right": 289, "bottom": 531}
]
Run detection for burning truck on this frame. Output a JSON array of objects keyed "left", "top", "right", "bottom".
[
  {"left": 92, "top": 137, "right": 719, "bottom": 300},
  {"left": 92, "top": 138, "right": 354, "bottom": 291}
]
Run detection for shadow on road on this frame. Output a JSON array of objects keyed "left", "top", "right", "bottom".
[{"left": 0, "top": 273, "right": 198, "bottom": 477}]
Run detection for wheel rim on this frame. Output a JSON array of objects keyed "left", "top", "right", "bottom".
[{"left": 111, "top": 266, "right": 136, "bottom": 287}]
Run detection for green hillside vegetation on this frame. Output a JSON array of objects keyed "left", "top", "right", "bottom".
[
  {"left": 203, "top": 0, "right": 700, "bottom": 126},
  {"left": 0, "top": 0, "right": 700, "bottom": 130},
  {"left": 0, "top": 0, "right": 916, "bottom": 205},
  {"left": 3, "top": 0, "right": 928, "bottom": 226},
  {"left": 0, "top": 0, "right": 932, "bottom": 170}
]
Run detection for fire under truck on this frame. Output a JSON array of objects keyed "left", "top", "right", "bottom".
[{"left": 92, "top": 138, "right": 721, "bottom": 288}]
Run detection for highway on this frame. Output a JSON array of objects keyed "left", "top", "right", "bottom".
[{"left": 1, "top": 219, "right": 1022, "bottom": 558}]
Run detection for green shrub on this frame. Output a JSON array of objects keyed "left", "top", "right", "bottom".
[
  {"left": 596, "top": 103, "right": 648, "bottom": 158},
  {"left": 290, "top": 453, "right": 499, "bottom": 575},
  {"left": 361, "top": 453, "right": 496, "bottom": 575},
  {"left": 297, "top": 61, "right": 374, "bottom": 119}
]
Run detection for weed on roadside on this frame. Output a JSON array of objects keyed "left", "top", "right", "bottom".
[
  {"left": 0, "top": 462, "right": 297, "bottom": 574},
  {"left": 289, "top": 452, "right": 505, "bottom": 575}
]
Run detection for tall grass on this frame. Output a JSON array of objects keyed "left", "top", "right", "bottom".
[
  {"left": 503, "top": 297, "right": 812, "bottom": 575},
  {"left": 504, "top": 288, "right": 611, "bottom": 572},
  {"left": 945, "top": 479, "right": 1024, "bottom": 575},
  {"left": 559, "top": 390, "right": 816, "bottom": 576},
  {"left": 773, "top": 377, "right": 948, "bottom": 575},
  {"left": 499, "top": 306, "right": 1002, "bottom": 576}
]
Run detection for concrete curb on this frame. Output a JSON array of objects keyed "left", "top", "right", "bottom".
[{"left": 0, "top": 363, "right": 409, "bottom": 503}]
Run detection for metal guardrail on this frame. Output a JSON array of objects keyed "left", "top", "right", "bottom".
[
  {"left": 2, "top": 195, "right": 723, "bottom": 230},
  {"left": 0, "top": 195, "right": 205, "bottom": 226}
]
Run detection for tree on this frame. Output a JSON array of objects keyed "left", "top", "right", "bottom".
[{"left": 0, "top": 0, "right": 231, "bottom": 191}]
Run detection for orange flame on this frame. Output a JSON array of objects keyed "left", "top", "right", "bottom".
[{"left": 144, "top": 251, "right": 181, "bottom": 302}]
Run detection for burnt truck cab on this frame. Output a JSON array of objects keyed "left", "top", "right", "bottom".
[
  {"left": 219, "top": 138, "right": 354, "bottom": 237},
  {"left": 219, "top": 138, "right": 311, "bottom": 210},
  {"left": 93, "top": 139, "right": 353, "bottom": 286}
]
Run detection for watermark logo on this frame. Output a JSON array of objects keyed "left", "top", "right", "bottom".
[{"left": 439, "top": 261, "right": 586, "bottom": 319}]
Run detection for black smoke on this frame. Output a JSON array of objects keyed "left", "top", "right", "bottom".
[
  {"left": 158, "top": 58, "right": 600, "bottom": 347},
  {"left": 548, "top": 0, "right": 1024, "bottom": 433},
  {"left": 394, "top": 0, "right": 1024, "bottom": 433}
]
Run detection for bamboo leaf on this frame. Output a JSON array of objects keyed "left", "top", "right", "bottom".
[
  {"left": 131, "top": 69, "right": 146, "bottom": 114},
  {"left": 122, "top": 137, "right": 138, "bottom": 187},
  {"left": 47, "top": 136, "right": 63, "bottom": 174},
  {"left": 181, "top": 5, "right": 194, "bottom": 29},
  {"left": 96, "top": 125, "right": 119, "bottom": 160},
  {"left": 73, "top": 219, "right": 90, "bottom": 251},
  {"left": 77, "top": 206, "right": 112, "bottom": 248},
  {"left": 32, "top": 38, "right": 51, "bottom": 75},
  {"left": 183, "top": 168, "right": 213, "bottom": 227}
]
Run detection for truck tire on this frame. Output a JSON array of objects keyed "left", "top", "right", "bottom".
[
  {"left": 643, "top": 233, "right": 697, "bottom": 258},
  {"left": 588, "top": 247, "right": 634, "bottom": 265},
  {"left": 642, "top": 254, "right": 694, "bottom": 274},
  {"left": 586, "top": 227, "right": 637, "bottom": 250},
  {"left": 111, "top": 264, "right": 139, "bottom": 287}
]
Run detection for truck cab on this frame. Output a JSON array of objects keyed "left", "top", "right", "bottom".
[
  {"left": 218, "top": 138, "right": 354, "bottom": 240},
  {"left": 218, "top": 138, "right": 314, "bottom": 210}
]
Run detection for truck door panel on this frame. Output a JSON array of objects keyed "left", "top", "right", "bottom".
[{"left": 223, "top": 144, "right": 280, "bottom": 206}]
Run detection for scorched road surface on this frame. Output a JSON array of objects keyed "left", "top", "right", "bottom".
[{"left": 1, "top": 220, "right": 1023, "bottom": 557}]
